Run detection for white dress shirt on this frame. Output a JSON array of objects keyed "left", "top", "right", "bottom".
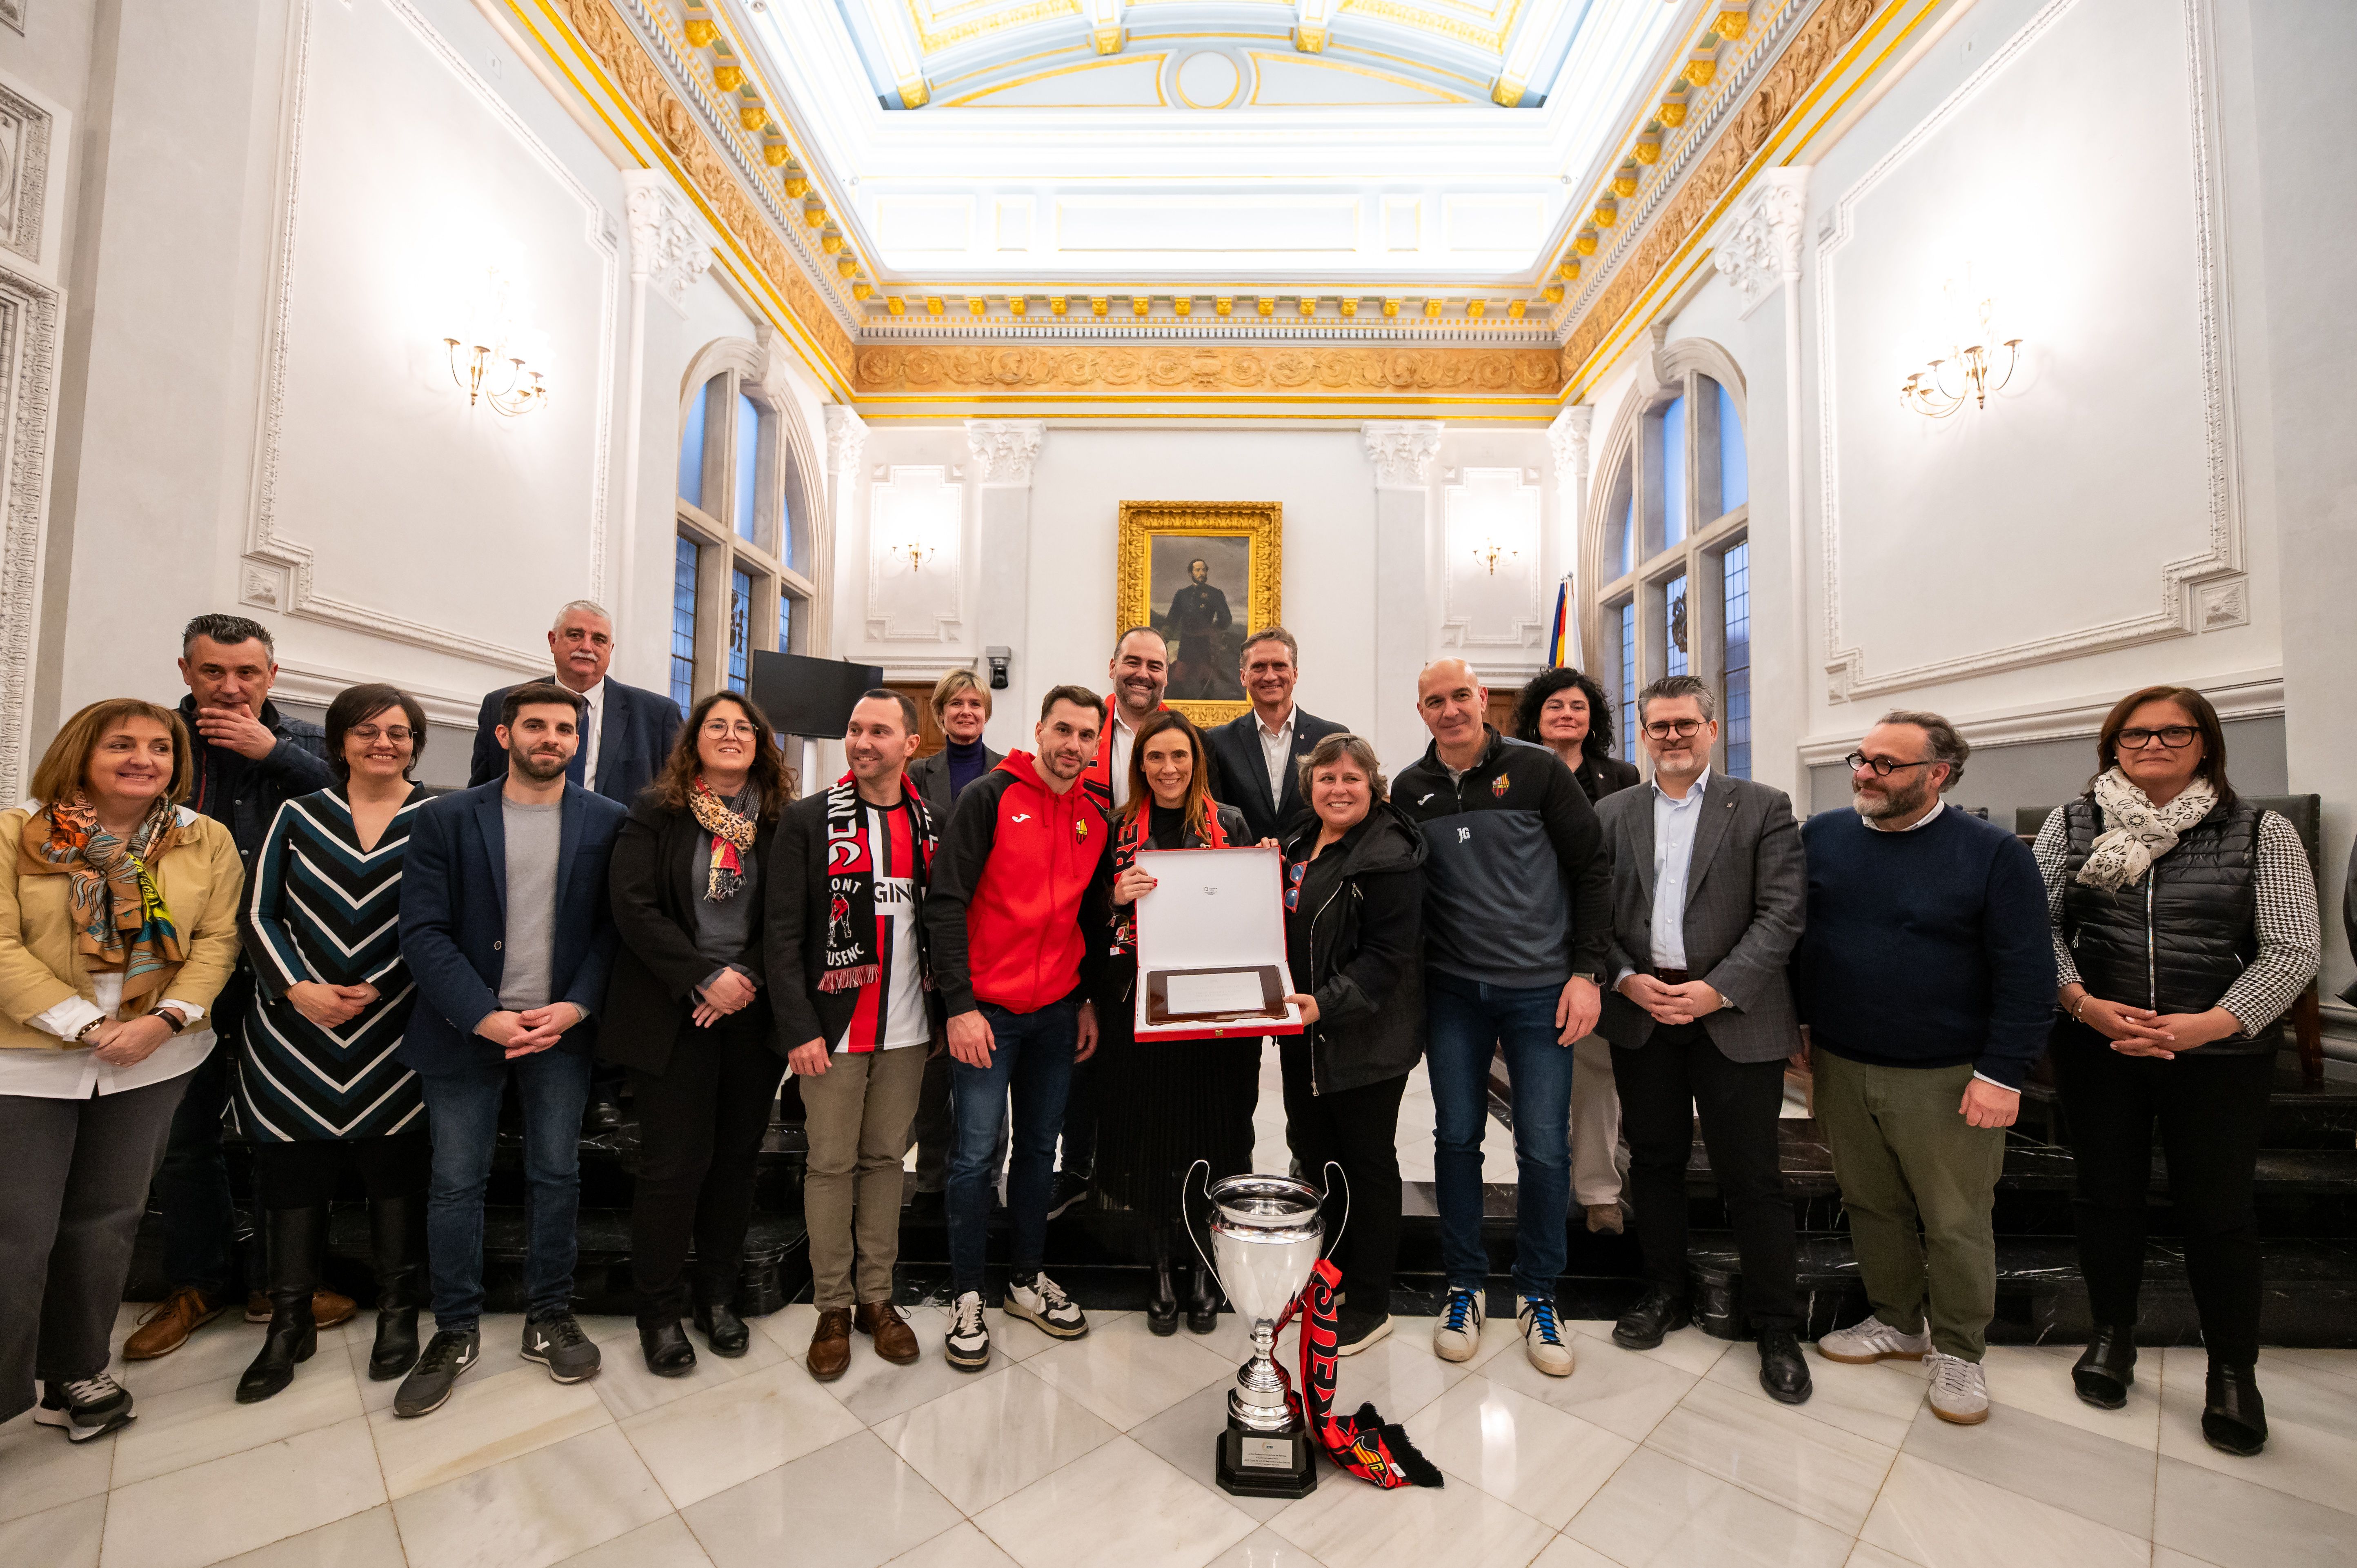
[
  {"left": 573, "top": 678, "right": 606, "bottom": 792},
  {"left": 0, "top": 971, "right": 215, "bottom": 1099},
  {"left": 1648, "top": 768, "right": 1711, "bottom": 971},
  {"left": 1256, "top": 706, "right": 1297, "bottom": 813},
  {"left": 1865, "top": 800, "right": 1943, "bottom": 833}
]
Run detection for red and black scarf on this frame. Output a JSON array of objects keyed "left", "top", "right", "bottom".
[
  {"left": 1272, "top": 1259, "right": 1443, "bottom": 1490},
  {"left": 1108, "top": 797, "right": 1230, "bottom": 955},
  {"left": 818, "top": 775, "right": 934, "bottom": 1043}
]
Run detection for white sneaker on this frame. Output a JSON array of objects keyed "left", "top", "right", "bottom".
[
  {"left": 945, "top": 1291, "right": 991, "bottom": 1372},
  {"left": 1815, "top": 1315, "right": 1932, "bottom": 1364},
  {"left": 1925, "top": 1351, "right": 1990, "bottom": 1424},
  {"left": 1432, "top": 1287, "right": 1484, "bottom": 1362},
  {"left": 1518, "top": 1296, "right": 1575, "bottom": 1378},
  {"left": 33, "top": 1373, "right": 134, "bottom": 1441},
  {"left": 1004, "top": 1272, "right": 1088, "bottom": 1339}
]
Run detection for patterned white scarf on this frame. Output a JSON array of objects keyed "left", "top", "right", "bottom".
[{"left": 2074, "top": 766, "right": 2217, "bottom": 893}]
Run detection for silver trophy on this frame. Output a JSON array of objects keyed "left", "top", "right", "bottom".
[{"left": 1186, "top": 1165, "right": 1346, "bottom": 1499}]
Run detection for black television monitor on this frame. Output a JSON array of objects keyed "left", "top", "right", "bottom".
[{"left": 748, "top": 651, "right": 885, "bottom": 739}]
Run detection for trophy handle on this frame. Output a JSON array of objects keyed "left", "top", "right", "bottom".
[
  {"left": 1317, "top": 1162, "right": 1351, "bottom": 1263},
  {"left": 1181, "top": 1158, "right": 1225, "bottom": 1303}
]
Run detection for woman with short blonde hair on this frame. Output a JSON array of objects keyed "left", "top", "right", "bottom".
[{"left": 0, "top": 700, "right": 244, "bottom": 1440}]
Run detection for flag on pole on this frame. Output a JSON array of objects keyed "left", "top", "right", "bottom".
[{"left": 1544, "top": 575, "right": 1577, "bottom": 670}]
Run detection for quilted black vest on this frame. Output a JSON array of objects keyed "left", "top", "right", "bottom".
[{"left": 2058, "top": 795, "right": 2279, "bottom": 1053}]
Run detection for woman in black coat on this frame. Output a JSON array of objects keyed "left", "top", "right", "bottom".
[
  {"left": 1279, "top": 732, "right": 1426, "bottom": 1355},
  {"left": 604, "top": 690, "right": 792, "bottom": 1376},
  {"left": 1514, "top": 666, "right": 1639, "bottom": 803}
]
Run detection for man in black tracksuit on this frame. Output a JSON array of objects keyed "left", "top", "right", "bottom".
[{"left": 1394, "top": 659, "right": 1611, "bottom": 1377}]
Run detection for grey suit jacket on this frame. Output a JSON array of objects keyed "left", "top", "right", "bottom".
[
  {"left": 906, "top": 743, "right": 1003, "bottom": 825},
  {"left": 1594, "top": 772, "right": 1806, "bottom": 1064}
]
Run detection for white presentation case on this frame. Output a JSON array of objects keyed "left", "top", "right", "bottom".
[{"left": 1131, "top": 845, "right": 1305, "bottom": 1042}]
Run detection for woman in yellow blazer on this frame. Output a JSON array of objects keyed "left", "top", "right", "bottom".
[{"left": 0, "top": 699, "right": 243, "bottom": 1442}]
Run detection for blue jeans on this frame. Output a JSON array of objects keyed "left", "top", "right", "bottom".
[
  {"left": 1426, "top": 970, "right": 1575, "bottom": 1300},
  {"left": 418, "top": 1049, "right": 594, "bottom": 1330},
  {"left": 156, "top": 978, "right": 250, "bottom": 1296},
  {"left": 947, "top": 999, "right": 1077, "bottom": 1294}
]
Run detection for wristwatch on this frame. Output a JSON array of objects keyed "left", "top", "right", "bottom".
[
  {"left": 154, "top": 1008, "right": 188, "bottom": 1034},
  {"left": 73, "top": 1017, "right": 104, "bottom": 1044}
]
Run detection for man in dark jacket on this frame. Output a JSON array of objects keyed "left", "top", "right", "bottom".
[
  {"left": 393, "top": 684, "right": 625, "bottom": 1419},
  {"left": 1796, "top": 711, "right": 2053, "bottom": 1428},
  {"left": 769, "top": 690, "right": 935, "bottom": 1383},
  {"left": 920, "top": 686, "right": 1114, "bottom": 1372},
  {"left": 1596, "top": 677, "right": 1810, "bottom": 1404},
  {"left": 1393, "top": 659, "right": 1610, "bottom": 1378},
  {"left": 1205, "top": 626, "right": 1349, "bottom": 845},
  {"left": 127, "top": 614, "right": 338, "bottom": 1363}
]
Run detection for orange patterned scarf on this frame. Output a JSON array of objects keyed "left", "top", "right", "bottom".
[{"left": 16, "top": 793, "right": 186, "bottom": 1003}]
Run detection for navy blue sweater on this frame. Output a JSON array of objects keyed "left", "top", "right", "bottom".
[{"left": 1793, "top": 806, "right": 2055, "bottom": 1090}]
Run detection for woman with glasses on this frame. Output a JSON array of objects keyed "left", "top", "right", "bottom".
[
  {"left": 234, "top": 685, "right": 434, "bottom": 1401},
  {"left": 604, "top": 691, "right": 792, "bottom": 1374},
  {"left": 2035, "top": 685, "right": 2318, "bottom": 1454}
]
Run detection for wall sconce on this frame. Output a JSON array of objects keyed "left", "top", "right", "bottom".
[
  {"left": 889, "top": 539, "right": 936, "bottom": 573},
  {"left": 1900, "top": 276, "right": 2021, "bottom": 418},
  {"left": 1471, "top": 539, "right": 1519, "bottom": 575},
  {"left": 443, "top": 261, "right": 551, "bottom": 417}
]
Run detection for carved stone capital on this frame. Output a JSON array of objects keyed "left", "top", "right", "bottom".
[
  {"left": 963, "top": 419, "right": 1045, "bottom": 487},
  {"left": 823, "top": 404, "right": 867, "bottom": 477},
  {"left": 1714, "top": 164, "right": 1812, "bottom": 318},
  {"left": 621, "top": 170, "right": 712, "bottom": 314},
  {"left": 1546, "top": 406, "right": 1592, "bottom": 493},
  {"left": 1361, "top": 421, "right": 1443, "bottom": 490}
]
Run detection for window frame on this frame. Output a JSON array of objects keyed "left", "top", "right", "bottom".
[{"left": 1585, "top": 340, "right": 1751, "bottom": 775}]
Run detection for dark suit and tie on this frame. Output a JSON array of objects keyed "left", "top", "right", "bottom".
[
  {"left": 1205, "top": 706, "right": 1350, "bottom": 844},
  {"left": 467, "top": 677, "right": 682, "bottom": 807}
]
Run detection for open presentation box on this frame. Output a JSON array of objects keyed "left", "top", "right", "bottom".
[{"left": 1132, "top": 845, "right": 1304, "bottom": 1042}]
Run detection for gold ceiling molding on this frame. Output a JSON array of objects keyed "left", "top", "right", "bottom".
[
  {"left": 1560, "top": 0, "right": 1878, "bottom": 382},
  {"left": 854, "top": 344, "right": 1563, "bottom": 397},
  {"left": 545, "top": 0, "right": 854, "bottom": 377}
]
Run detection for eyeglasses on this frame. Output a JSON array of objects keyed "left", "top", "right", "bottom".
[
  {"left": 348, "top": 726, "right": 413, "bottom": 745},
  {"left": 702, "top": 719, "right": 759, "bottom": 737},
  {"left": 1843, "top": 752, "right": 1937, "bottom": 777},
  {"left": 1643, "top": 719, "right": 1705, "bottom": 740},
  {"left": 2116, "top": 725, "right": 2199, "bottom": 750}
]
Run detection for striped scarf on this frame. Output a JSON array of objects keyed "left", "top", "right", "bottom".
[
  {"left": 818, "top": 775, "right": 934, "bottom": 1007},
  {"left": 16, "top": 793, "right": 185, "bottom": 1004}
]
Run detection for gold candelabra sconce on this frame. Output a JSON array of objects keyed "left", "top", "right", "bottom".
[
  {"left": 1900, "top": 281, "right": 2021, "bottom": 418},
  {"left": 891, "top": 540, "right": 936, "bottom": 573},
  {"left": 443, "top": 260, "right": 551, "bottom": 418},
  {"left": 1472, "top": 540, "right": 1518, "bottom": 575}
]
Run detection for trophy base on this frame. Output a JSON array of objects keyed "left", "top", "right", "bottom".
[{"left": 1215, "top": 1426, "right": 1319, "bottom": 1499}]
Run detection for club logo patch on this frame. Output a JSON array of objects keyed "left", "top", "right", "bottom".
[{"left": 1490, "top": 774, "right": 1510, "bottom": 799}]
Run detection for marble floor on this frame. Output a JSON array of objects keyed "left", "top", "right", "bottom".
[{"left": 4, "top": 1297, "right": 2351, "bottom": 1568}]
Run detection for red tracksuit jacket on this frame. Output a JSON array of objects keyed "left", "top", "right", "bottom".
[{"left": 920, "top": 752, "right": 1113, "bottom": 1015}]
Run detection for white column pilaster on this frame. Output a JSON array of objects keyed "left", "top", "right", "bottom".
[
  {"left": 964, "top": 419, "right": 1045, "bottom": 753},
  {"left": 1362, "top": 421, "right": 1443, "bottom": 773}
]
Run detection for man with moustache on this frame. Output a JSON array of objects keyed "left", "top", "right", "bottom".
[
  {"left": 1795, "top": 711, "right": 2052, "bottom": 1428},
  {"left": 1164, "top": 557, "right": 1239, "bottom": 700},
  {"left": 1596, "top": 677, "right": 1811, "bottom": 1404},
  {"left": 1205, "top": 626, "right": 1347, "bottom": 846},
  {"left": 392, "top": 684, "right": 627, "bottom": 1417},
  {"left": 921, "top": 687, "right": 1114, "bottom": 1371},
  {"left": 769, "top": 691, "right": 938, "bottom": 1381}
]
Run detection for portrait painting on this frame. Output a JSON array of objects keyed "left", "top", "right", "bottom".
[{"left": 1115, "top": 501, "right": 1282, "bottom": 726}]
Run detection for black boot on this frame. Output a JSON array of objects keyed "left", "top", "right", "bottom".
[
  {"left": 1185, "top": 1258, "right": 1221, "bottom": 1335},
  {"left": 1146, "top": 1229, "right": 1179, "bottom": 1337},
  {"left": 2070, "top": 1325, "right": 2137, "bottom": 1410},
  {"left": 236, "top": 1207, "right": 324, "bottom": 1403},
  {"left": 2201, "top": 1361, "right": 2267, "bottom": 1456},
  {"left": 368, "top": 1195, "right": 427, "bottom": 1381},
  {"left": 693, "top": 1269, "right": 749, "bottom": 1357}
]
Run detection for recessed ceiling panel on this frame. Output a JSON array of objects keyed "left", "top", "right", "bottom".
[{"left": 1056, "top": 194, "right": 1362, "bottom": 251}]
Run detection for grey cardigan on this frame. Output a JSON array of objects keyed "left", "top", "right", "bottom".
[{"left": 1594, "top": 772, "right": 1807, "bottom": 1064}]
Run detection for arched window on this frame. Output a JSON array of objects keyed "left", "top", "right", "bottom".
[
  {"left": 673, "top": 347, "right": 817, "bottom": 718},
  {"left": 1587, "top": 342, "right": 1753, "bottom": 775}
]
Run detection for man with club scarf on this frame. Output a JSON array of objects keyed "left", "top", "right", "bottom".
[{"left": 769, "top": 690, "right": 939, "bottom": 1382}]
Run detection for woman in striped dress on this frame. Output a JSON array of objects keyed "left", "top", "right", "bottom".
[{"left": 234, "top": 684, "right": 432, "bottom": 1402}]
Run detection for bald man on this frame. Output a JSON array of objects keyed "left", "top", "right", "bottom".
[{"left": 1394, "top": 659, "right": 1612, "bottom": 1378}]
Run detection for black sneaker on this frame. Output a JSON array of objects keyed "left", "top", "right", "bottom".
[
  {"left": 393, "top": 1328, "right": 480, "bottom": 1419},
  {"left": 1334, "top": 1304, "right": 1393, "bottom": 1357},
  {"left": 521, "top": 1312, "right": 602, "bottom": 1383},
  {"left": 33, "top": 1373, "right": 135, "bottom": 1441},
  {"left": 1044, "top": 1170, "right": 1090, "bottom": 1220}
]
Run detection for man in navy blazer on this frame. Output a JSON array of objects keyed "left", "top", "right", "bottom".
[
  {"left": 467, "top": 600, "right": 681, "bottom": 806},
  {"left": 394, "top": 682, "right": 626, "bottom": 1419},
  {"left": 1204, "top": 626, "right": 1350, "bottom": 844}
]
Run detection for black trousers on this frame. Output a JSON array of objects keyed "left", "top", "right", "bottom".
[
  {"left": 1613, "top": 1022, "right": 1799, "bottom": 1331},
  {"left": 1279, "top": 1041, "right": 1406, "bottom": 1313},
  {"left": 2050, "top": 1022, "right": 2274, "bottom": 1364},
  {"left": 626, "top": 1009, "right": 787, "bottom": 1325},
  {"left": 251, "top": 1129, "right": 431, "bottom": 1209}
]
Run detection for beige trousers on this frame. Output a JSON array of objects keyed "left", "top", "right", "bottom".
[
  {"left": 798, "top": 1045, "right": 929, "bottom": 1310},
  {"left": 1571, "top": 1033, "right": 1625, "bottom": 1207}
]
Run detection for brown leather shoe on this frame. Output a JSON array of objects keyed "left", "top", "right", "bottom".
[
  {"left": 856, "top": 1301, "right": 920, "bottom": 1366},
  {"left": 807, "top": 1308, "right": 854, "bottom": 1382},
  {"left": 248, "top": 1288, "right": 357, "bottom": 1327},
  {"left": 126, "top": 1287, "right": 229, "bottom": 1360}
]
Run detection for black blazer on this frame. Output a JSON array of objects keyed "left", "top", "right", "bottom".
[
  {"left": 1205, "top": 707, "right": 1351, "bottom": 845},
  {"left": 906, "top": 744, "right": 1003, "bottom": 825},
  {"left": 395, "top": 781, "right": 625, "bottom": 1073},
  {"left": 1573, "top": 753, "right": 1643, "bottom": 804},
  {"left": 764, "top": 788, "right": 943, "bottom": 1053},
  {"left": 600, "top": 795, "right": 780, "bottom": 1075},
  {"left": 468, "top": 676, "right": 683, "bottom": 807}
]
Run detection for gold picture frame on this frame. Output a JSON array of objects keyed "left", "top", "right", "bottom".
[{"left": 1116, "top": 501, "right": 1283, "bottom": 728}]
